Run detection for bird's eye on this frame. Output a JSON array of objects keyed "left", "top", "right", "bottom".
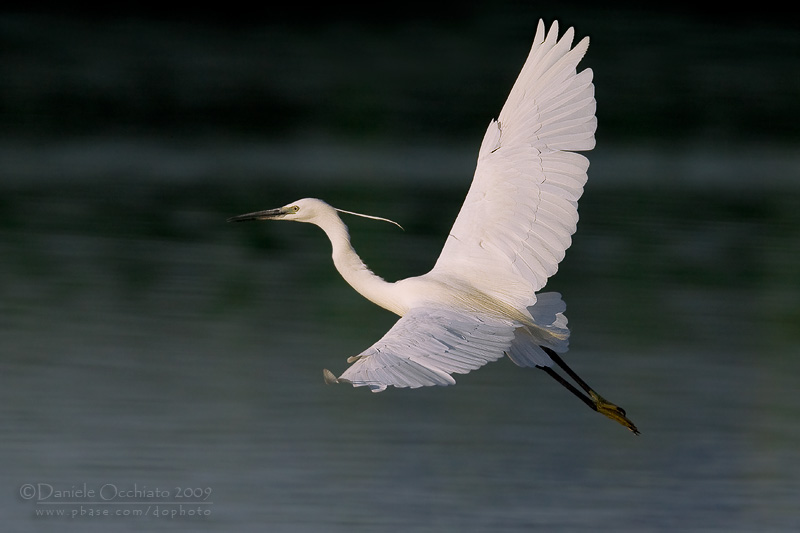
[{"left": 290, "top": 205, "right": 300, "bottom": 213}]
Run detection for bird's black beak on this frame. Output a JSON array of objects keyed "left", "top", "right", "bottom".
[{"left": 227, "top": 207, "right": 286, "bottom": 223}]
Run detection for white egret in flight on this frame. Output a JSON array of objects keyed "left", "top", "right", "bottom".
[{"left": 230, "top": 20, "right": 638, "bottom": 434}]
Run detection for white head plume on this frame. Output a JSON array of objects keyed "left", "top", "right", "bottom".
[{"left": 335, "top": 208, "right": 404, "bottom": 231}]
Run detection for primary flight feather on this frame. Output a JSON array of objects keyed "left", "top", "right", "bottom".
[{"left": 229, "top": 20, "right": 638, "bottom": 434}]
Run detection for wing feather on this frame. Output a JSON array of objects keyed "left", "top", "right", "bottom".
[
  {"left": 334, "top": 307, "right": 518, "bottom": 392},
  {"left": 432, "top": 20, "right": 595, "bottom": 309}
]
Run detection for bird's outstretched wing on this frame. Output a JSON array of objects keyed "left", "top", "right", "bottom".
[
  {"left": 432, "top": 20, "right": 596, "bottom": 309},
  {"left": 328, "top": 306, "right": 519, "bottom": 392}
]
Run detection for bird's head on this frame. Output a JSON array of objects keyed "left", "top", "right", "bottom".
[
  {"left": 228, "top": 198, "right": 403, "bottom": 229},
  {"left": 227, "top": 198, "right": 335, "bottom": 225}
]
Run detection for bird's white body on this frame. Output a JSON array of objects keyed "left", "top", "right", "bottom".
[
  {"left": 230, "top": 20, "right": 639, "bottom": 433},
  {"left": 312, "top": 199, "right": 522, "bottom": 316},
  {"left": 254, "top": 19, "right": 594, "bottom": 390},
  {"left": 280, "top": 196, "right": 570, "bottom": 388}
]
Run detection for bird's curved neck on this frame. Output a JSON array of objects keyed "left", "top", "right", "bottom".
[{"left": 318, "top": 213, "right": 402, "bottom": 315}]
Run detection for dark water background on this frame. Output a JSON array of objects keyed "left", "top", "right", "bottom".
[{"left": 2, "top": 6, "right": 799, "bottom": 532}]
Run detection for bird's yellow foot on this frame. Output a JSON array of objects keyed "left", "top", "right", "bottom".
[{"left": 590, "top": 391, "right": 640, "bottom": 435}]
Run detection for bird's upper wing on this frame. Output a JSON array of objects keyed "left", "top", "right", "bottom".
[
  {"left": 432, "top": 20, "right": 596, "bottom": 308},
  {"left": 331, "top": 306, "right": 519, "bottom": 392}
]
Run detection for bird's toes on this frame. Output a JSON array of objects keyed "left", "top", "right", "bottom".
[{"left": 590, "top": 391, "right": 640, "bottom": 435}]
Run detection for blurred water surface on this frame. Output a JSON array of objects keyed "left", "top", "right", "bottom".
[{"left": 1, "top": 9, "right": 799, "bottom": 532}]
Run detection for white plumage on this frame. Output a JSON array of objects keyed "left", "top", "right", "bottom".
[
  {"left": 434, "top": 21, "right": 594, "bottom": 310},
  {"left": 230, "top": 20, "right": 639, "bottom": 434}
]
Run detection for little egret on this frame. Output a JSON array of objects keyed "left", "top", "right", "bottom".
[{"left": 229, "top": 20, "right": 639, "bottom": 434}]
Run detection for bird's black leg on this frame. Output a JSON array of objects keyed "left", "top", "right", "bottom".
[
  {"left": 538, "top": 366, "right": 597, "bottom": 412},
  {"left": 542, "top": 347, "right": 593, "bottom": 394},
  {"left": 537, "top": 347, "right": 640, "bottom": 435}
]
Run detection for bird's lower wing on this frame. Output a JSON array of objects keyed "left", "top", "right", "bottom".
[{"left": 328, "top": 307, "right": 519, "bottom": 392}]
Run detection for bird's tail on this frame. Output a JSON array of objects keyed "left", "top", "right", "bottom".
[{"left": 506, "top": 292, "right": 570, "bottom": 368}]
